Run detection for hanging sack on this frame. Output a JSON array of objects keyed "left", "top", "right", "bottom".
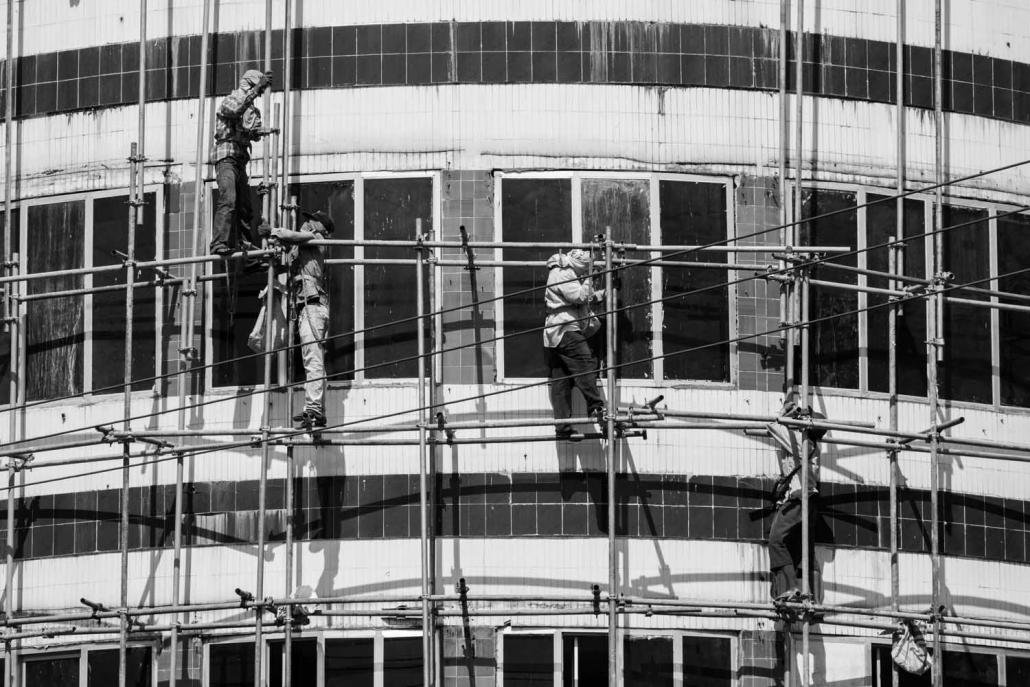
[
  {"left": 891, "top": 620, "right": 931, "bottom": 675},
  {"left": 247, "top": 276, "right": 289, "bottom": 353}
]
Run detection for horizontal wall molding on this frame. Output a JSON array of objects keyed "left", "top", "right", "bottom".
[
  {"left": 5, "top": 21, "right": 1030, "bottom": 126},
  {"left": 6, "top": 471, "right": 1027, "bottom": 568}
]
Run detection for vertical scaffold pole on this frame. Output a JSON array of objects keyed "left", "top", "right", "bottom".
[
  {"left": 931, "top": 1, "right": 944, "bottom": 685},
  {"left": 793, "top": 0, "right": 807, "bottom": 678},
  {"left": 890, "top": 3, "right": 905, "bottom": 687},
  {"left": 4, "top": 254, "right": 17, "bottom": 687},
  {"left": 278, "top": 0, "right": 292, "bottom": 223},
  {"left": 416, "top": 218, "right": 432, "bottom": 687},
  {"left": 605, "top": 227, "right": 619, "bottom": 682},
  {"left": 799, "top": 269, "right": 811, "bottom": 687},
  {"left": 3, "top": 0, "right": 14, "bottom": 327},
  {"left": 171, "top": 1, "right": 209, "bottom": 678},
  {"left": 255, "top": 0, "right": 275, "bottom": 683},
  {"left": 3, "top": 0, "right": 17, "bottom": 677},
  {"left": 282, "top": 197, "right": 296, "bottom": 687},
  {"left": 778, "top": 0, "right": 790, "bottom": 395}
]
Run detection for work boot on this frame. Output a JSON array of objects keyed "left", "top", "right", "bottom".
[
  {"left": 555, "top": 426, "right": 583, "bottom": 442},
  {"left": 293, "top": 410, "right": 327, "bottom": 429},
  {"left": 211, "top": 244, "right": 233, "bottom": 258}
]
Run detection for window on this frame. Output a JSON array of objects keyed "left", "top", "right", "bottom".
[
  {"left": 682, "top": 635, "right": 732, "bottom": 686},
  {"left": 873, "top": 645, "right": 999, "bottom": 686},
  {"left": 383, "top": 636, "right": 423, "bottom": 686},
  {"left": 210, "top": 175, "right": 434, "bottom": 387},
  {"left": 21, "top": 192, "right": 162, "bottom": 402},
  {"left": 498, "top": 174, "right": 731, "bottom": 382},
  {"left": 503, "top": 635, "right": 553, "bottom": 686},
  {"left": 1007, "top": 655, "right": 1030, "bottom": 685},
  {"left": 624, "top": 636, "right": 673, "bottom": 687},
  {"left": 998, "top": 213, "right": 1030, "bottom": 407},
  {"left": 87, "top": 647, "right": 152, "bottom": 687},
  {"left": 268, "top": 638, "right": 317, "bottom": 687},
  {"left": 24, "top": 654, "right": 78, "bottom": 687},
  {"left": 0, "top": 207, "right": 19, "bottom": 405},
  {"left": 562, "top": 634, "right": 608, "bottom": 687},
  {"left": 210, "top": 642, "right": 254, "bottom": 687},
  {"left": 19, "top": 646, "right": 151, "bottom": 687},
  {"left": 325, "top": 638, "right": 374, "bottom": 687}
]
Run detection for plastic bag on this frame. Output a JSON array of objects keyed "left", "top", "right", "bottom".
[
  {"left": 247, "top": 278, "right": 288, "bottom": 353},
  {"left": 892, "top": 620, "right": 931, "bottom": 675}
]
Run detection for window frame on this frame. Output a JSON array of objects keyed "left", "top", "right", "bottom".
[
  {"left": 14, "top": 185, "right": 166, "bottom": 404},
  {"left": 493, "top": 170, "right": 737, "bottom": 387},
  {"left": 869, "top": 639, "right": 1030, "bottom": 686},
  {"left": 17, "top": 642, "right": 157, "bottom": 687},
  {"left": 202, "top": 171, "right": 441, "bottom": 390}
]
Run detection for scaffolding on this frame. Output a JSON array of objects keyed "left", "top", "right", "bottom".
[{"left": 0, "top": 1, "right": 1028, "bottom": 687}]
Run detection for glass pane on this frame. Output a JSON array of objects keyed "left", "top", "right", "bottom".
[
  {"left": 682, "top": 635, "right": 731, "bottom": 686},
  {"left": 561, "top": 634, "right": 608, "bottom": 687},
  {"left": 940, "top": 205, "right": 991, "bottom": 403},
  {"left": 801, "top": 189, "right": 859, "bottom": 389},
  {"left": 211, "top": 184, "right": 275, "bottom": 386},
  {"left": 210, "top": 642, "right": 255, "bottom": 687},
  {"left": 659, "top": 180, "right": 729, "bottom": 382},
  {"left": 942, "top": 650, "right": 998, "bottom": 686},
  {"left": 1006, "top": 655, "right": 1030, "bottom": 685},
  {"left": 364, "top": 178, "right": 433, "bottom": 378},
  {"left": 582, "top": 179, "right": 652, "bottom": 379},
  {"left": 87, "top": 647, "right": 152, "bottom": 687},
  {"left": 291, "top": 181, "right": 356, "bottom": 382},
  {"left": 325, "top": 638, "right": 374, "bottom": 687},
  {"left": 268, "top": 638, "right": 318, "bottom": 687},
  {"left": 383, "top": 636, "right": 423, "bottom": 687},
  {"left": 867, "top": 196, "right": 927, "bottom": 396},
  {"left": 24, "top": 655, "right": 78, "bottom": 687},
  {"left": 502, "top": 178, "right": 572, "bottom": 377},
  {"left": 998, "top": 213, "right": 1030, "bottom": 407},
  {"left": 27, "top": 201, "right": 85, "bottom": 401},
  {"left": 0, "top": 208, "right": 19, "bottom": 405},
  {"left": 504, "top": 635, "right": 553, "bottom": 686},
  {"left": 624, "top": 636, "right": 672, "bottom": 687},
  {"left": 92, "top": 193, "right": 157, "bottom": 393}
]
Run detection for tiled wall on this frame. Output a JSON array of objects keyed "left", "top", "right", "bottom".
[
  {"left": 5, "top": 472, "right": 1028, "bottom": 567},
  {"left": 6, "top": 21, "right": 1030, "bottom": 125}
]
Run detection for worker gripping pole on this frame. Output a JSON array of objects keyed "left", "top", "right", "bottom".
[
  {"left": 604, "top": 226, "right": 619, "bottom": 682},
  {"left": 799, "top": 267, "right": 812, "bottom": 687},
  {"left": 416, "top": 218, "right": 433, "bottom": 686}
]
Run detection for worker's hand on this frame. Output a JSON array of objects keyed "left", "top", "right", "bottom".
[
  {"left": 257, "top": 222, "right": 272, "bottom": 239},
  {"left": 255, "top": 70, "right": 273, "bottom": 92}
]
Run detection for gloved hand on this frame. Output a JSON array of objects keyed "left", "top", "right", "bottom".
[
  {"left": 257, "top": 222, "right": 272, "bottom": 239},
  {"left": 256, "top": 70, "right": 273, "bottom": 92}
]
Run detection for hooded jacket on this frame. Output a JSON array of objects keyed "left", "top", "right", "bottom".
[{"left": 543, "top": 251, "right": 600, "bottom": 348}]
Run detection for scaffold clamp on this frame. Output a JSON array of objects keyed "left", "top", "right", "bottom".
[
  {"left": 80, "top": 597, "right": 109, "bottom": 616},
  {"left": 436, "top": 412, "right": 455, "bottom": 444},
  {"left": 591, "top": 584, "right": 601, "bottom": 616},
  {"left": 234, "top": 588, "right": 254, "bottom": 607}
]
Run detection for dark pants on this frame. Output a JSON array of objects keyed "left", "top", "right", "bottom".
[
  {"left": 547, "top": 330, "right": 605, "bottom": 431},
  {"left": 768, "top": 496, "right": 818, "bottom": 599},
  {"left": 211, "top": 158, "right": 255, "bottom": 254}
]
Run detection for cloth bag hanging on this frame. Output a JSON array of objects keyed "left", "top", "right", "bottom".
[
  {"left": 247, "top": 273, "right": 289, "bottom": 353},
  {"left": 891, "top": 620, "right": 931, "bottom": 675}
]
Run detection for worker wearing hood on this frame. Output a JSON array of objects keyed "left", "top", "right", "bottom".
[{"left": 543, "top": 249, "right": 606, "bottom": 440}]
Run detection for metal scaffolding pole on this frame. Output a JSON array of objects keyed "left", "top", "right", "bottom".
[
  {"left": 799, "top": 268, "right": 812, "bottom": 687},
  {"left": 282, "top": 196, "right": 296, "bottom": 687},
  {"left": 4, "top": 256, "right": 16, "bottom": 687},
  {"left": 416, "top": 218, "right": 433, "bottom": 686},
  {"left": 604, "top": 228, "right": 620, "bottom": 682},
  {"left": 931, "top": 1, "right": 945, "bottom": 685}
]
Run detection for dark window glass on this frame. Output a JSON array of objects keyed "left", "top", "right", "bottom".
[
  {"left": 801, "top": 189, "right": 859, "bottom": 389},
  {"left": 92, "top": 193, "right": 157, "bottom": 393},
  {"left": 504, "top": 635, "right": 553, "bottom": 686},
  {"left": 325, "top": 637, "right": 374, "bottom": 687},
  {"left": 998, "top": 213, "right": 1030, "bottom": 407},
  {"left": 872, "top": 646, "right": 999, "bottom": 686},
  {"left": 383, "top": 636, "right": 423, "bottom": 687},
  {"left": 27, "top": 201, "right": 85, "bottom": 400},
  {"left": 940, "top": 205, "right": 991, "bottom": 403},
  {"left": 211, "top": 184, "right": 273, "bottom": 387},
  {"left": 364, "top": 178, "right": 433, "bottom": 378},
  {"left": 502, "top": 178, "right": 572, "bottom": 377},
  {"left": 659, "top": 180, "right": 729, "bottom": 381},
  {"left": 682, "top": 635, "right": 732, "bottom": 686},
  {"left": 24, "top": 654, "right": 78, "bottom": 687},
  {"left": 561, "top": 634, "right": 608, "bottom": 687},
  {"left": 87, "top": 647, "right": 151, "bottom": 687},
  {"left": 268, "top": 638, "right": 318, "bottom": 687},
  {"left": 291, "top": 181, "right": 356, "bottom": 381},
  {"left": 210, "top": 643, "right": 254, "bottom": 687},
  {"left": 867, "top": 196, "right": 927, "bottom": 396},
  {"left": 582, "top": 179, "right": 652, "bottom": 378},
  {"left": 0, "top": 208, "right": 20, "bottom": 405},
  {"left": 1007, "top": 655, "right": 1030, "bottom": 685},
  {"left": 624, "top": 636, "right": 673, "bottom": 687}
]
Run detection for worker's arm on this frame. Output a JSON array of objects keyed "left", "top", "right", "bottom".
[
  {"left": 271, "top": 227, "right": 318, "bottom": 244},
  {"left": 548, "top": 276, "right": 594, "bottom": 305}
]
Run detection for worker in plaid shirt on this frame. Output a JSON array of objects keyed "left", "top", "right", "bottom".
[{"left": 210, "top": 69, "right": 271, "bottom": 257}]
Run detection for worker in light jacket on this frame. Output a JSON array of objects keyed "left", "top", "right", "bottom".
[
  {"left": 272, "top": 210, "right": 333, "bottom": 428},
  {"left": 543, "top": 249, "right": 607, "bottom": 441},
  {"left": 767, "top": 395, "right": 826, "bottom": 603},
  {"left": 210, "top": 68, "right": 271, "bottom": 257}
]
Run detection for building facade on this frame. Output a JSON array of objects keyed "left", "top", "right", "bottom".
[{"left": 2, "top": 0, "right": 1030, "bottom": 685}]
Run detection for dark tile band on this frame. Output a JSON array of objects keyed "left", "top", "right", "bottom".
[
  {"left": 7, "top": 472, "right": 1028, "bottom": 566},
  {"left": 5, "top": 21, "right": 1029, "bottom": 124}
]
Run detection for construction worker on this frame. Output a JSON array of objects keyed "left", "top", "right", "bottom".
[
  {"left": 271, "top": 210, "right": 333, "bottom": 428},
  {"left": 767, "top": 395, "right": 826, "bottom": 603},
  {"left": 543, "top": 249, "right": 607, "bottom": 441},
  {"left": 210, "top": 68, "right": 272, "bottom": 257}
]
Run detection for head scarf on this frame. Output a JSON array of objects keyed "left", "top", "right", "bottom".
[
  {"left": 241, "top": 69, "right": 265, "bottom": 89},
  {"left": 546, "top": 249, "right": 591, "bottom": 276}
]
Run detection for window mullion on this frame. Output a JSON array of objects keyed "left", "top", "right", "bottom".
[
  {"left": 989, "top": 207, "right": 1000, "bottom": 407},
  {"left": 354, "top": 176, "right": 365, "bottom": 382},
  {"left": 857, "top": 188, "right": 868, "bottom": 392},
  {"left": 83, "top": 195, "right": 94, "bottom": 395},
  {"left": 650, "top": 175, "right": 664, "bottom": 382}
]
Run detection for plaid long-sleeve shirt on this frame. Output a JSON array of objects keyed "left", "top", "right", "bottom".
[{"left": 213, "top": 85, "right": 263, "bottom": 163}]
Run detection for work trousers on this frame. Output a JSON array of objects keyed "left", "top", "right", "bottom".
[
  {"left": 768, "top": 495, "right": 818, "bottom": 599},
  {"left": 547, "top": 330, "right": 605, "bottom": 431},
  {"left": 211, "top": 158, "right": 254, "bottom": 254},
  {"left": 297, "top": 303, "right": 328, "bottom": 415}
]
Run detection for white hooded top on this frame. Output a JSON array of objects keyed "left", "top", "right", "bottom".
[{"left": 543, "top": 250, "right": 600, "bottom": 348}]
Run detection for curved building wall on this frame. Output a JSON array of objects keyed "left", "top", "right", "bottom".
[{"left": 1, "top": 1, "right": 1030, "bottom": 686}]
